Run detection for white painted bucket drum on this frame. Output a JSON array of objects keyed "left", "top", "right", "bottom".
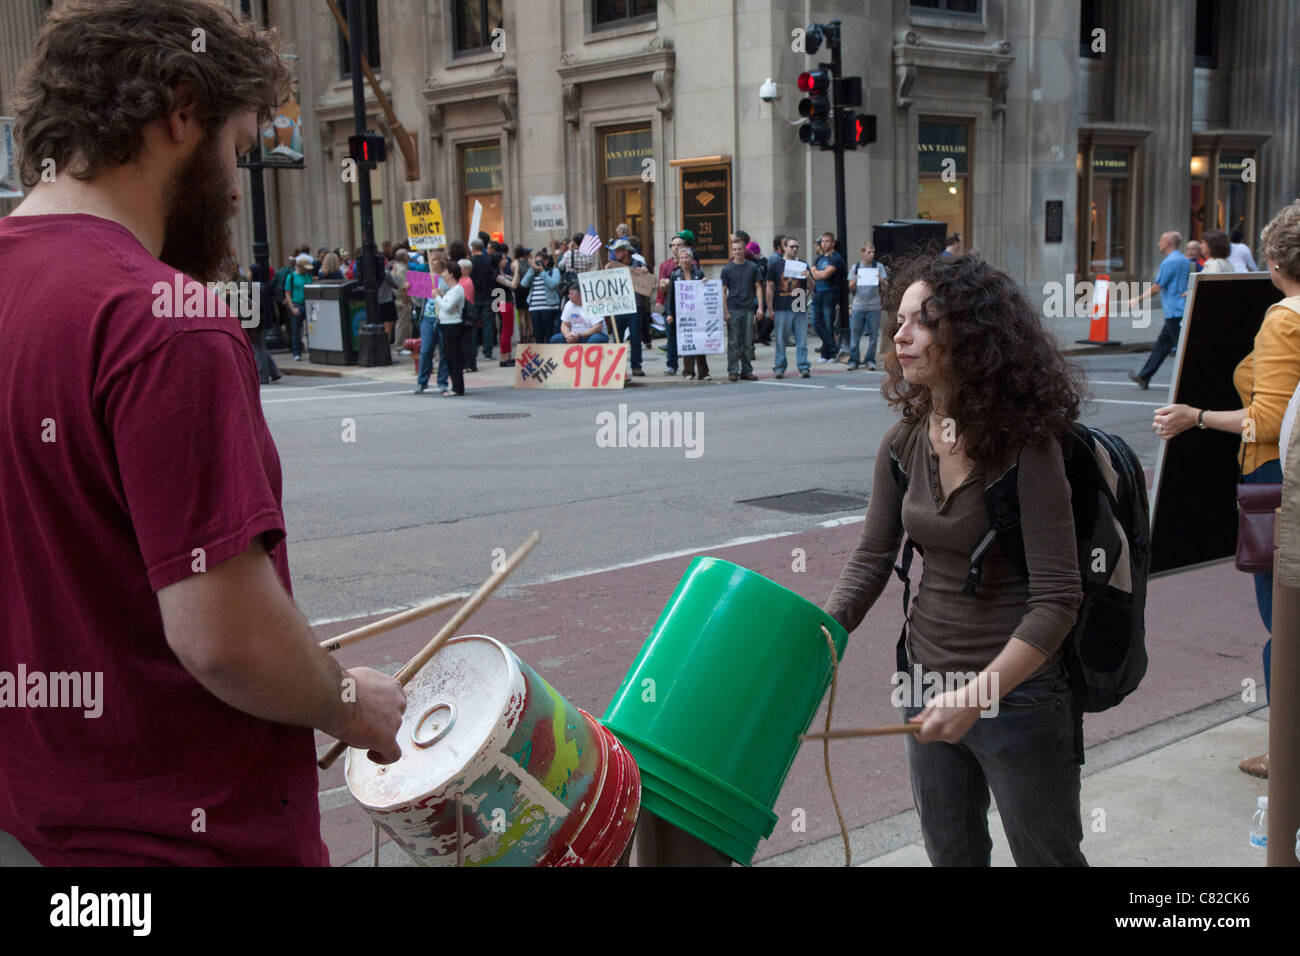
[{"left": 345, "top": 634, "right": 640, "bottom": 866}]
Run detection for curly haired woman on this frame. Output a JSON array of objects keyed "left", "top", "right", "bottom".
[
  {"left": 1152, "top": 200, "right": 1300, "bottom": 780},
  {"left": 823, "top": 254, "right": 1091, "bottom": 866}
]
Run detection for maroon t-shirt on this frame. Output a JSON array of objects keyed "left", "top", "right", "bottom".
[{"left": 0, "top": 214, "right": 326, "bottom": 865}]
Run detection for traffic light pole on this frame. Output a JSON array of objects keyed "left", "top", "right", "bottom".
[
  {"left": 829, "top": 23, "right": 849, "bottom": 354},
  {"left": 348, "top": 0, "right": 391, "bottom": 367}
]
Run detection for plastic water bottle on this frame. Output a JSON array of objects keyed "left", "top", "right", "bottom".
[{"left": 1249, "top": 796, "right": 1267, "bottom": 852}]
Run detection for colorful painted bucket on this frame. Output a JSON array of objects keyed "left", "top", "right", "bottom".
[
  {"left": 601, "top": 557, "right": 847, "bottom": 864},
  {"left": 346, "top": 634, "right": 640, "bottom": 866}
]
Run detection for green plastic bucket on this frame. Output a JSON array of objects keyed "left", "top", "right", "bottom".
[{"left": 601, "top": 557, "right": 847, "bottom": 864}]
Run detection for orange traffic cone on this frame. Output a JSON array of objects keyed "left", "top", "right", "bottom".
[{"left": 1076, "top": 273, "right": 1120, "bottom": 346}]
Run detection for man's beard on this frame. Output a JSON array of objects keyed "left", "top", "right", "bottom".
[{"left": 157, "top": 135, "right": 238, "bottom": 283}]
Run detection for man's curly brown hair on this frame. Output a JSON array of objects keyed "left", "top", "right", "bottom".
[
  {"left": 13, "top": 0, "right": 291, "bottom": 188},
  {"left": 880, "top": 254, "right": 1091, "bottom": 470}
]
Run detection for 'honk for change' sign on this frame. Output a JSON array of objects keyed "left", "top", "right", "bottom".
[
  {"left": 403, "top": 198, "right": 446, "bottom": 250},
  {"left": 579, "top": 268, "right": 635, "bottom": 317}
]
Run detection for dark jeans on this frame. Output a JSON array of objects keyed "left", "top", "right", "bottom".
[
  {"left": 665, "top": 318, "right": 678, "bottom": 371},
  {"left": 902, "top": 661, "right": 1087, "bottom": 867},
  {"left": 473, "top": 301, "right": 495, "bottom": 358},
  {"left": 441, "top": 322, "right": 467, "bottom": 394},
  {"left": 530, "top": 307, "right": 560, "bottom": 347},
  {"left": 1244, "top": 457, "right": 1281, "bottom": 701},
  {"left": 289, "top": 303, "right": 305, "bottom": 358},
  {"left": 613, "top": 312, "right": 642, "bottom": 369},
  {"left": 417, "top": 314, "right": 439, "bottom": 388},
  {"left": 247, "top": 327, "right": 279, "bottom": 384},
  {"left": 1137, "top": 316, "right": 1182, "bottom": 381},
  {"left": 810, "top": 288, "right": 838, "bottom": 359}
]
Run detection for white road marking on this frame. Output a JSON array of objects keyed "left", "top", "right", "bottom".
[
  {"left": 835, "top": 385, "right": 877, "bottom": 392},
  {"left": 311, "top": 521, "right": 863, "bottom": 627}
]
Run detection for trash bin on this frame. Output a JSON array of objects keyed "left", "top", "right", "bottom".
[{"left": 305, "top": 280, "right": 364, "bottom": 365}]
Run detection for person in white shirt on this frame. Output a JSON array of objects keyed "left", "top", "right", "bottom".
[
  {"left": 1200, "top": 230, "right": 1235, "bottom": 274},
  {"left": 415, "top": 259, "right": 466, "bottom": 397},
  {"left": 1229, "top": 228, "right": 1260, "bottom": 272},
  {"left": 550, "top": 282, "right": 610, "bottom": 344}
]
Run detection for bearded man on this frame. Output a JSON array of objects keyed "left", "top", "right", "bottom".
[{"left": 0, "top": 0, "right": 405, "bottom": 866}]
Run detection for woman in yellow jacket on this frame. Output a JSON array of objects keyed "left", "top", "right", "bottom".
[{"left": 1153, "top": 200, "right": 1300, "bottom": 780}]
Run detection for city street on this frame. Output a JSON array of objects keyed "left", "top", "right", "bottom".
[{"left": 274, "top": 352, "right": 1269, "bottom": 865}]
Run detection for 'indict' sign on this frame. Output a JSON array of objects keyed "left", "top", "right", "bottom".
[{"left": 579, "top": 267, "right": 635, "bottom": 317}]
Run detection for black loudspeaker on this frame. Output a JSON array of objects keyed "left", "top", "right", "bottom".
[{"left": 872, "top": 219, "right": 947, "bottom": 264}]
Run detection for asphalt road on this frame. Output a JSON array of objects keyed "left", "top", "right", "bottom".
[{"left": 264, "top": 352, "right": 1169, "bottom": 624}]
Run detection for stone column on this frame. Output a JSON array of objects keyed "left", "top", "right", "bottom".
[
  {"left": 0, "top": 0, "right": 46, "bottom": 115},
  {"left": 1226, "top": 0, "right": 1300, "bottom": 235},
  {"left": 1113, "top": 0, "right": 1194, "bottom": 279}
]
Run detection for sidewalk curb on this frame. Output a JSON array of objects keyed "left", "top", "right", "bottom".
[{"left": 755, "top": 693, "right": 1266, "bottom": 867}]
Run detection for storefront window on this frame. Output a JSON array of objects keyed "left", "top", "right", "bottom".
[
  {"left": 1218, "top": 153, "right": 1253, "bottom": 240},
  {"left": 600, "top": 127, "right": 654, "bottom": 264},
  {"left": 917, "top": 120, "right": 971, "bottom": 244},
  {"left": 461, "top": 143, "right": 503, "bottom": 240},
  {"left": 1078, "top": 148, "right": 1131, "bottom": 277}
]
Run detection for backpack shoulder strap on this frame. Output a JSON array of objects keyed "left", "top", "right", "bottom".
[{"left": 888, "top": 416, "right": 926, "bottom": 662}]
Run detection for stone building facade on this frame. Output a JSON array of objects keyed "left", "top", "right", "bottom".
[{"left": 3, "top": 0, "right": 1297, "bottom": 321}]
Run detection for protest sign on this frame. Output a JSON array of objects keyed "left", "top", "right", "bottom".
[
  {"left": 406, "top": 270, "right": 433, "bottom": 299},
  {"left": 514, "top": 343, "right": 628, "bottom": 389},
  {"left": 856, "top": 265, "right": 880, "bottom": 286},
  {"left": 675, "top": 279, "right": 725, "bottom": 355},
  {"left": 403, "top": 198, "right": 446, "bottom": 250},
  {"left": 0, "top": 118, "right": 21, "bottom": 198},
  {"left": 631, "top": 268, "right": 657, "bottom": 297},
  {"left": 579, "top": 268, "right": 636, "bottom": 317},
  {"left": 530, "top": 195, "right": 568, "bottom": 232}
]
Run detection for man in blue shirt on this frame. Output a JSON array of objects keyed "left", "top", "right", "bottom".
[
  {"left": 1128, "top": 231, "right": 1192, "bottom": 388},
  {"left": 809, "top": 231, "right": 845, "bottom": 362}
]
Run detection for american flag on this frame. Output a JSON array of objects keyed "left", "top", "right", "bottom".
[{"left": 578, "top": 225, "right": 602, "bottom": 258}]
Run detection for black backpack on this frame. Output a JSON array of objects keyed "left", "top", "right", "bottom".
[{"left": 890, "top": 420, "right": 1150, "bottom": 713}]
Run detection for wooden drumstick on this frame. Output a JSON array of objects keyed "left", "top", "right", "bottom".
[
  {"left": 317, "top": 530, "right": 541, "bottom": 770},
  {"left": 799, "top": 725, "right": 922, "bottom": 741},
  {"left": 318, "top": 593, "right": 466, "bottom": 653}
]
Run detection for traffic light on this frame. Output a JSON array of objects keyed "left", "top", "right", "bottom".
[
  {"left": 838, "top": 112, "right": 877, "bottom": 150},
  {"left": 797, "top": 70, "right": 833, "bottom": 147},
  {"left": 347, "top": 132, "right": 386, "bottom": 165}
]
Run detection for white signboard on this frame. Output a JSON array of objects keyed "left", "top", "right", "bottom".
[
  {"left": 781, "top": 258, "right": 808, "bottom": 280},
  {"left": 469, "top": 199, "right": 483, "bottom": 242},
  {"left": 675, "top": 279, "right": 725, "bottom": 355},
  {"left": 579, "top": 267, "right": 636, "bottom": 318},
  {"left": 530, "top": 194, "right": 568, "bottom": 232},
  {"left": 856, "top": 265, "right": 880, "bottom": 286},
  {"left": 1, "top": 118, "right": 22, "bottom": 198}
]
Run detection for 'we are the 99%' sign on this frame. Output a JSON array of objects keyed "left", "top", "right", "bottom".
[{"left": 514, "top": 343, "right": 628, "bottom": 389}]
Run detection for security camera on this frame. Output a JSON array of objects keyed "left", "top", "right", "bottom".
[{"left": 759, "top": 78, "right": 779, "bottom": 103}]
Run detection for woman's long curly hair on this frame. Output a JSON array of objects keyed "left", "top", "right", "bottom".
[{"left": 880, "top": 254, "right": 1090, "bottom": 470}]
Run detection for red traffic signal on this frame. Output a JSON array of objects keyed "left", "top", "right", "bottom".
[
  {"left": 797, "top": 70, "right": 831, "bottom": 94},
  {"left": 797, "top": 70, "right": 833, "bottom": 147},
  {"left": 347, "top": 132, "right": 386, "bottom": 165},
  {"left": 838, "top": 111, "right": 877, "bottom": 150}
]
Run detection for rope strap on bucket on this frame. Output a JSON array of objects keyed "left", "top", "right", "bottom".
[{"left": 819, "top": 625, "right": 851, "bottom": 868}]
